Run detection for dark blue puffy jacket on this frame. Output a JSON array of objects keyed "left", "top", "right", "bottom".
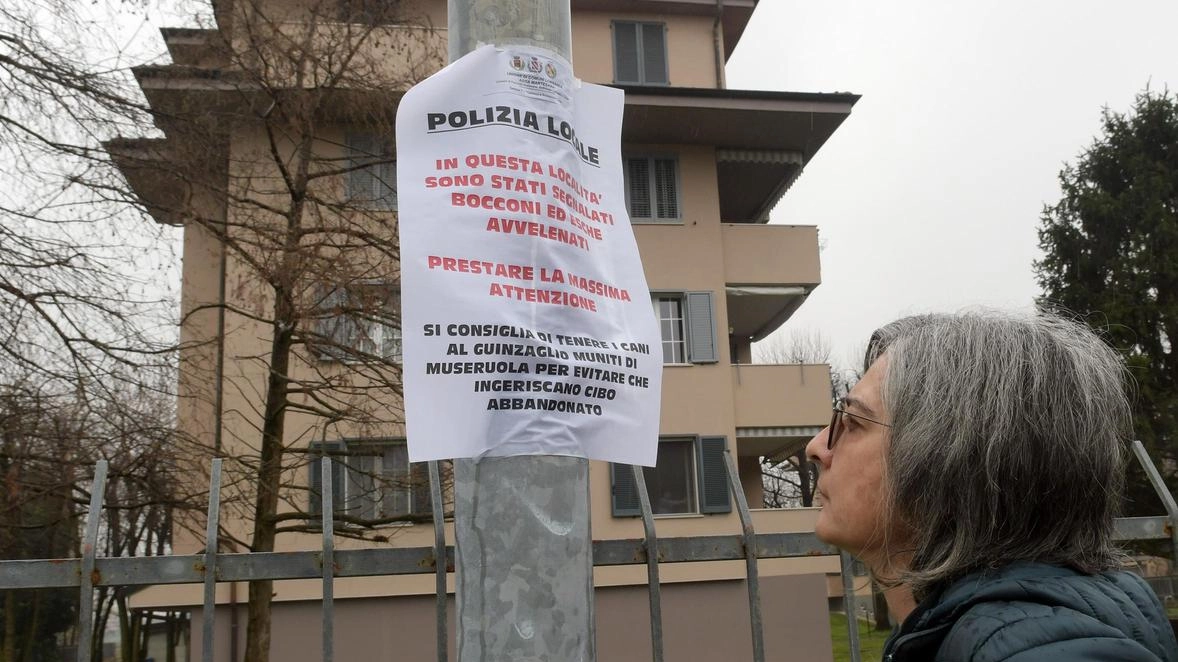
[{"left": 882, "top": 563, "right": 1178, "bottom": 661}]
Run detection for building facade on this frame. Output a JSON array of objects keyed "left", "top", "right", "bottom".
[{"left": 113, "top": 0, "right": 857, "bottom": 659}]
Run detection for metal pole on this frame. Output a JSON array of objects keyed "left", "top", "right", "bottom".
[
  {"left": 630, "top": 465, "right": 663, "bottom": 662},
  {"left": 429, "top": 460, "right": 448, "bottom": 662},
  {"left": 839, "top": 552, "right": 862, "bottom": 662},
  {"left": 446, "top": 2, "right": 592, "bottom": 661},
  {"left": 453, "top": 457, "right": 593, "bottom": 662},
  {"left": 320, "top": 456, "right": 335, "bottom": 662},
  {"left": 722, "top": 450, "right": 764, "bottom": 662},
  {"left": 1130, "top": 440, "right": 1178, "bottom": 565},
  {"left": 202, "top": 459, "right": 223, "bottom": 662},
  {"left": 448, "top": 0, "right": 571, "bottom": 58},
  {"left": 77, "top": 460, "right": 109, "bottom": 662}
]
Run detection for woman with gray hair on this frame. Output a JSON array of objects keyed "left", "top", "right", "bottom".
[{"left": 806, "top": 310, "right": 1178, "bottom": 661}]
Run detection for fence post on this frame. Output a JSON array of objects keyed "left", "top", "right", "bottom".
[
  {"left": 722, "top": 450, "right": 764, "bottom": 662},
  {"left": 320, "top": 456, "right": 335, "bottom": 662},
  {"left": 429, "top": 460, "right": 448, "bottom": 662},
  {"left": 77, "top": 460, "right": 109, "bottom": 662},
  {"left": 202, "top": 459, "right": 223, "bottom": 662},
  {"left": 630, "top": 465, "right": 663, "bottom": 662},
  {"left": 839, "top": 552, "right": 862, "bottom": 662},
  {"left": 1130, "top": 440, "right": 1178, "bottom": 564}
]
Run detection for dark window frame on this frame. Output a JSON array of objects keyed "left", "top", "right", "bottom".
[
  {"left": 610, "top": 436, "right": 732, "bottom": 517},
  {"left": 308, "top": 438, "right": 436, "bottom": 524},
  {"left": 344, "top": 132, "right": 397, "bottom": 210},
  {"left": 313, "top": 280, "right": 402, "bottom": 363}
]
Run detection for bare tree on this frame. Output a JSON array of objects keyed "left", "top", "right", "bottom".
[
  {"left": 752, "top": 329, "right": 864, "bottom": 508},
  {"left": 106, "top": 2, "right": 449, "bottom": 659},
  {"left": 0, "top": 2, "right": 196, "bottom": 659},
  {"left": 753, "top": 329, "right": 832, "bottom": 508},
  {"left": 0, "top": 0, "right": 177, "bottom": 385},
  {"left": 0, "top": 365, "right": 183, "bottom": 662}
]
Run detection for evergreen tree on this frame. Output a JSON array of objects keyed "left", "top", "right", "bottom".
[{"left": 1035, "top": 88, "right": 1178, "bottom": 514}]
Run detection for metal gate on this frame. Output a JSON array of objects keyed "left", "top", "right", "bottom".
[{"left": 2, "top": 441, "right": 1175, "bottom": 662}]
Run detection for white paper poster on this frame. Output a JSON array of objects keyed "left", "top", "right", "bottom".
[{"left": 396, "top": 46, "right": 662, "bottom": 465}]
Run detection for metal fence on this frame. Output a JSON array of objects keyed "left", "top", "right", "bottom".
[{"left": 2, "top": 441, "right": 1176, "bottom": 662}]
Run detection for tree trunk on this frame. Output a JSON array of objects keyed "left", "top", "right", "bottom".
[
  {"left": 242, "top": 287, "right": 297, "bottom": 662},
  {"left": 165, "top": 613, "right": 178, "bottom": 662},
  {"left": 117, "top": 594, "right": 133, "bottom": 662},
  {"left": 872, "top": 581, "right": 891, "bottom": 631},
  {"left": 19, "top": 590, "right": 41, "bottom": 662},
  {"left": 3, "top": 590, "right": 17, "bottom": 662},
  {"left": 796, "top": 450, "right": 815, "bottom": 507},
  {"left": 138, "top": 612, "right": 153, "bottom": 662}
]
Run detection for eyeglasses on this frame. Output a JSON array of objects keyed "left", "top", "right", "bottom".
[{"left": 827, "top": 399, "right": 892, "bottom": 450}]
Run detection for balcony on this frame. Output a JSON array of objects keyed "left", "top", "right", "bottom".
[
  {"left": 732, "top": 364, "right": 830, "bottom": 459},
  {"left": 722, "top": 224, "right": 819, "bottom": 286},
  {"left": 723, "top": 224, "right": 820, "bottom": 341},
  {"left": 621, "top": 90, "right": 858, "bottom": 220}
]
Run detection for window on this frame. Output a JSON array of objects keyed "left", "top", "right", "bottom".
[
  {"left": 651, "top": 292, "right": 717, "bottom": 364},
  {"left": 345, "top": 133, "right": 397, "bottom": 209},
  {"left": 336, "top": 0, "right": 398, "bottom": 24},
  {"left": 610, "top": 436, "right": 731, "bottom": 516},
  {"left": 613, "top": 21, "right": 668, "bottom": 85},
  {"left": 653, "top": 297, "right": 686, "bottom": 363},
  {"left": 624, "top": 156, "right": 679, "bottom": 221},
  {"left": 315, "top": 281, "right": 401, "bottom": 362},
  {"left": 309, "top": 440, "right": 434, "bottom": 523}
]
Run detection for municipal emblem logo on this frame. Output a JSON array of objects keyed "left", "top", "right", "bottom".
[
  {"left": 528, "top": 56, "right": 543, "bottom": 73},
  {"left": 510, "top": 55, "right": 524, "bottom": 71},
  {"left": 545, "top": 62, "right": 557, "bottom": 79}
]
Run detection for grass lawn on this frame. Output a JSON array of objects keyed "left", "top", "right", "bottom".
[{"left": 830, "top": 612, "right": 890, "bottom": 662}]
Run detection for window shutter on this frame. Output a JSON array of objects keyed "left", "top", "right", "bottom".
[
  {"left": 346, "top": 134, "right": 378, "bottom": 203},
  {"left": 318, "top": 287, "right": 359, "bottom": 359},
  {"left": 315, "top": 287, "right": 339, "bottom": 359},
  {"left": 653, "top": 158, "right": 678, "bottom": 219},
  {"left": 697, "top": 437, "right": 731, "bottom": 514},
  {"left": 610, "top": 463, "right": 642, "bottom": 517},
  {"left": 309, "top": 443, "right": 344, "bottom": 518},
  {"left": 625, "top": 158, "right": 652, "bottom": 219},
  {"left": 310, "top": 456, "right": 322, "bottom": 516},
  {"left": 410, "top": 461, "right": 433, "bottom": 517},
  {"left": 377, "top": 158, "right": 398, "bottom": 210},
  {"left": 641, "top": 23, "right": 668, "bottom": 84},
  {"left": 685, "top": 291, "right": 717, "bottom": 363},
  {"left": 613, "top": 22, "right": 639, "bottom": 83},
  {"left": 347, "top": 453, "right": 377, "bottom": 520},
  {"left": 380, "top": 288, "right": 402, "bottom": 361}
]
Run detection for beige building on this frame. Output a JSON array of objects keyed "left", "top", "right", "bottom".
[{"left": 114, "top": 0, "right": 857, "bottom": 660}]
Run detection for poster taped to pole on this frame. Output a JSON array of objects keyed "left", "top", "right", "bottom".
[{"left": 396, "top": 45, "right": 662, "bottom": 466}]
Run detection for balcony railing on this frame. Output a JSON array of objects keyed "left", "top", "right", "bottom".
[
  {"left": 732, "top": 363, "right": 831, "bottom": 429},
  {"left": 722, "top": 224, "right": 819, "bottom": 287}
]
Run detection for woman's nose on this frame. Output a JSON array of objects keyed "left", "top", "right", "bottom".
[{"left": 805, "top": 428, "right": 832, "bottom": 468}]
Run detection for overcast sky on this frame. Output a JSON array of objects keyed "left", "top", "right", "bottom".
[{"left": 727, "top": 0, "right": 1178, "bottom": 369}]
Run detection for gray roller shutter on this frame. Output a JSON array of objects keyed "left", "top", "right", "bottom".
[
  {"left": 685, "top": 291, "right": 717, "bottom": 363},
  {"left": 697, "top": 436, "right": 731, "bottom": 514}
]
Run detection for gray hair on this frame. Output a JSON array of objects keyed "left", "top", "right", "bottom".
[{"left": 866, "top": 310, "right": 1130, "bottom": 598}]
